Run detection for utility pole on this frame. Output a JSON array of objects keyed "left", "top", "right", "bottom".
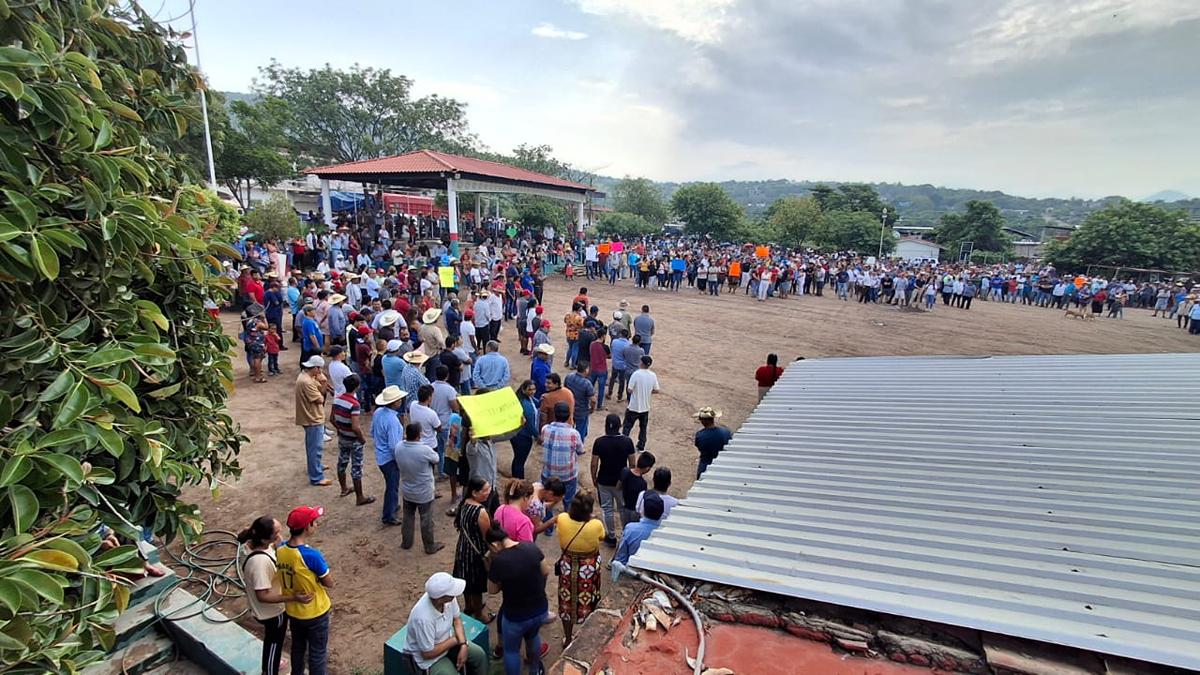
[
  {"left": 188, "top": 1, "right": 218, "bottom": 189},
  {"left": 877, "top": 207, "right": 888, "bottom": 260}
]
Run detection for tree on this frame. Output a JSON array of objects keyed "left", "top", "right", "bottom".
[
  {"left": 513, "top": 198, "right": 567, "bottom": 233},
  {"left": 597, "top": 212, "right": 657, "bottom": 239},
  {"left": 809, "top": 183, "right": 898, "bottom": 225},
  {"left": 812, "top": 211, "right": 895, "bottom": 254},
  {"left": 670, "top": 183, "right": 743, "bottom": 238},
  {"left": 177, "top": 185, "right": 242, "bottom": 243},
  {"left": 767, "top": 196, "right": 822, "bottom": 247},
  {"left": 214, "top": 100, "right": 294, "bottom": 208},
  {"left": 612, "top": 177, "right": 669, "bottom": 226},
  {"left": 1044, "top": 200, "right": 1200, "bottom": 272},
  {"left": 245, "top": 193, "right": 301, "bottom": 243},
  {"left": 0, "top": 2, "right": 243, "bottom": 669},
  {"left": 252, "top": 61, "right": 473, "bottom": 163},
  {"left": 934, "top": 200, "right": 1011, "bottom": 253}
]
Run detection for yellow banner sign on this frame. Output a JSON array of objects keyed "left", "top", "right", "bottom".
[
  {"left": 438, "top": 266, "right": 456, "bottom": 288},
  {"left": 457, "top": 387, "right": 523, "bottom": 438}
]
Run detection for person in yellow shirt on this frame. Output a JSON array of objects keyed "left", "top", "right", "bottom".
[
  {"left": 554, "top": 492, "right": 605, "bottom": 646},
  {"left": 276, "top": 506, "right": 334, "bottom": 675}
]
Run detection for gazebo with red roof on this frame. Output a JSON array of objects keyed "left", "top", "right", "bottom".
[{"left": 307, "top": 149, "right": 595, "bottom": 255}]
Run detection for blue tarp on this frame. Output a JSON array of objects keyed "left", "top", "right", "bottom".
[{"left": 328, "top": 191, "right": 379, "bottom": 212}]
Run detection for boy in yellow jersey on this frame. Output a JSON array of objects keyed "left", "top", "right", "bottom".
[{"left": 277, "top": 505, "right": 334, "bottom": 675}]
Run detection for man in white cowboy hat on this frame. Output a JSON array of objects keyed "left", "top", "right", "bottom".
[
  {"left": 295, "top": 355, "right": 332, "bottom": 486},
  {"left": 398, "top": 350, "right": 431, "bottom": 408},
  {"left": 418, "top": 307, "right": 444, "bottom": 357},
  {"left": 327, "top": 293, "right": 348, "bottom": 347},
  {"left": 371, "top": 385, "right": 407, "bottom": 525},
  {"left": 693, "top": 406, "right": 732, "bottom": 479},
  {"left": 401, "top": 572, "right": 487, "bottom": 675},
  {"left": 344, "top": 272, "right": 362, "bottom": 309},
  {"left": 612, "top": 299, "right": 632, "bottom": 336}
]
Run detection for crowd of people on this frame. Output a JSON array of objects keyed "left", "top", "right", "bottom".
[
  {"left": 568, "top": 236, "right": 1198, "bottom": 325},
  {"left": 231, "top": 219, "right": 1190, "bottom": 674},
  {"left": 230, "top": 227, "right": 750, "bottom": 675}
]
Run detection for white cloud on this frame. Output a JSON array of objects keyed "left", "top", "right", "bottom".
[
  {"left": 574, "top": 0, "right": 738, "bottom": 44},
  {"left": 531, "top": 22, "right": 588, "bottom": 40}
]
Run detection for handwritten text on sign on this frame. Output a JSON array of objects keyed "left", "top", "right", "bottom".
[{"left": 457, "top": 387, "right": 523, "bottom": 438}]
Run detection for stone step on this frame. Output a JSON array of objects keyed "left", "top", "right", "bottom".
[
  {"left": 112, "top": 579, "right": 196, "bottom": 650},
  {"left": 128, "top": 568, "right": 179, "bottom": 606},
  {"left": 82, "top": 634, "right": 174, "bottom": 675},
  {"left": 144, "top": 659, "right": 211, "bottom": 675},
  {"left": 158, "top": 588, "right": 264, "bottom": 675}
]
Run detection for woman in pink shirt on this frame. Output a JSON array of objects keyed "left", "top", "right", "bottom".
[{"left": 494, "top": 479, "right": 536, "bottom": 542}]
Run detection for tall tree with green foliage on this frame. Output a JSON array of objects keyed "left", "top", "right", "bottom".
[
  {"left": 766, "top": 196, "right": 822, "bottom": 247},
  {"left": 215, "top": 100, "right": 293, "bottom": 208},
  {"left": 0, "top": 2, "right": 243, "bottom": 669},
  {"left": 934, "top": 200, "right": 1011, "bottom": 253},
  {"left": 1043, "top": 200, "right": 1200, "bottom": 272},
  {"left": 670, "top": 183, "right": 743, "bottom": 238},
  {"left": 597, "top": 212, "right": 656, "bottom": 239},
  {"left": 612, "top": 177, "right": 668, "bottom": 226},
  {"left": 812, "top": 211, "right": 895, "bottom": 254},
  {"left": 252, "top": 61, "right": 474, "bottom": 163},
  {"left": 809, "top": 183, "right": 898, "bottom": 225}
]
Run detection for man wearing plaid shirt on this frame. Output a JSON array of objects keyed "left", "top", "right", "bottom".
[{"left": 538, "top": 401, "right": 584, "bottom": 509}]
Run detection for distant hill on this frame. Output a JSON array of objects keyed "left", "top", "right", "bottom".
[
  {"left": 590, "top": 176, "right": 1200, "bottom": 239},
  {"left": 1144, "top": 189, "right": 1191, "bottom": 203}
]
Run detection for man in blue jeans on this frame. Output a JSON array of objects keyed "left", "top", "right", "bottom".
[
  {"left": 539, "top": 402, "right": 583, "bottom": 509},
  {"left": 371, "top": 385, "right": 407, "bottom": 525},
  {"left": 295, "top": 356, "right": 331, "bottom": 486}
]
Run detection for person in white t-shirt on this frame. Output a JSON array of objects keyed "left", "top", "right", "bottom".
[
  {"left": 327, "top": 346, "right": 353, "bottom": 397},
  {"left": 621, "top": 354, "right": 659, "bottom": 452},
  {"left": 402, "top": 572, "right": 487, "bottom": 674},
  {"left": 408, "top": 384, "right": 444, "bottom": 468},
  {"left": 238, "top": 516, "right": 312, "bottom": 675}
]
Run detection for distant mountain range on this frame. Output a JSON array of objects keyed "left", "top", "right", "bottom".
[{"left": 590, "top": 176, "right": 1200, "bottom": 239}]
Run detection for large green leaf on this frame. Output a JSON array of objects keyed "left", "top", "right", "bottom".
[
  {"left": 35, "top": 428, "right": 87, "bottom": 449},
  {"left": 37, "top": 370, "right": 75, "bottom": 402},
  {"left": 83, "top": 348, "right": 135, "bottom": 369},
  {"left": 0, "top": 46, "right": 45, "bottom": 68},
  {"left": 29, "top": 237, "right": 59, "bottom": 280},
  {"left": 6, "top": 486, "right": 39, "bottom": 533},
  {"left": 8, "top": 569, "right": 63, "bottom": 604},
  {"left": 34, "top": 454, "right": 84, "bottom": 483},
  {"left": 0, "top": 456, "right": 32, "bottom": 487},
  {"left": 51, "top": 381, "right": 90, "bottom": 429},
  {"left": 0, "top": 580, "right": 21, "bottom": 614}
]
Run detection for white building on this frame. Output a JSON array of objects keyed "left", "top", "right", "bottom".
[{"left": 895, "top": 236, "right": 941, "bottom": 262}]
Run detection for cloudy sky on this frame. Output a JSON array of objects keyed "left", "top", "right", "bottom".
[{"left": 164, "top": 0, "right": 1198, "bottom": 199}]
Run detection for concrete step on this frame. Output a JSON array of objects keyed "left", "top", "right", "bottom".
[
  {"left": 82, "top": 633, "right": 175, "bottom": 675},
  {"left": 158, "top": 588, "right": 263, "bottom": 675},
  {"left": 128, "top": 568, "right": 178, "bottom": 606},
  {"left": 144, "top": 660, "right": 211, "bottom": 675}
]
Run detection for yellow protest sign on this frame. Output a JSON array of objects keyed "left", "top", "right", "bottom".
[
  {"left": 457, "top": 387, "right": 524, "bottom": 438},
  {"left": 438, "top": 266, "right": 456, "bottom": 288}
]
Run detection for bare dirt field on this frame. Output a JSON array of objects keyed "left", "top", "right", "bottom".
[{"left": 186, "top": 275, "right": 1198, "bottom": 673}]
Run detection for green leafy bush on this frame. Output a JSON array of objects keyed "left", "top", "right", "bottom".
[
  {"left": 0, "top": 1, "right": 243, "bottom": 669},
  {"left": 243, "top": 192, "right": 300, "bottom": 243}
]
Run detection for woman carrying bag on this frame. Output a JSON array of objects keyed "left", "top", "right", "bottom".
[{"left": 554, "top": 491, "right": 605, "bottom": 646}]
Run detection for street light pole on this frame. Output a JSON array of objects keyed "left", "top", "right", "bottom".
[{"left": 877, "top": 207, "right": 888, "bottom": 260}]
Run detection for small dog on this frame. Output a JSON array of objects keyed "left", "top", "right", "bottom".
[{"left": 1064, "top": 306, "right": 1094, "bottom": 320}]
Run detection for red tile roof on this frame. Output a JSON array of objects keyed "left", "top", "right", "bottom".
[{"left": 307, "top": 150, "right": 593, "bottom": 191}]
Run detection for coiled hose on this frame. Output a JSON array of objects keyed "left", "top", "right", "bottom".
[
  {"left": 622, "top": 567, "right": 705, "bottom": 675},
  {"left": 154, "top": 529, "right": 249, "bottom": 623}
]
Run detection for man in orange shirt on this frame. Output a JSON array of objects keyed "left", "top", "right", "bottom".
[{"left": 537, "top": 373, "right": 575, "bottom": 430}]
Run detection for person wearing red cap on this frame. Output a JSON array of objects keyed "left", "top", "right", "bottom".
[{"left": 276, "top": 505, "right": 333, "bottom": 675}]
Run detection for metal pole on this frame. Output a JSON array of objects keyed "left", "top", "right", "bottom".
[
  {"left": 447, "top": 178, "right": 460, "bottom": 257},
  {"left": 187, "top": 0, "right": 218, "bottom": 189},
  {"left": 877, "top": 207, "right": 888, "bottom": 260}
]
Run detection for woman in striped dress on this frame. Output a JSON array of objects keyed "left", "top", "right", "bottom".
[{"left": 453, "top": 476, "right": 494, "bottom": 622}]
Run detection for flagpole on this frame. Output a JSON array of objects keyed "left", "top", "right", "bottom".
[{"left": 188, "top": 0, "right": 218, "bottom": 189}]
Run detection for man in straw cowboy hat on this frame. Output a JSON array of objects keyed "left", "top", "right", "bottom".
[
  {"left": 296, "top": 355, "right": 332, "bottom": 487},
  {"left": 399, "top": 350, "right": 432, "bottom": 409},
  {"left": 419, "top": 307, "right": 444, "bottom": 357},
  {"left": 693, "top": 406, "right": 733, "bottom": 479},
  {"left": 371, "top": 385, "right": 408, "bottom": 526}
]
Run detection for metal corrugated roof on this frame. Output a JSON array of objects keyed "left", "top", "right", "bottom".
[
  {"left": 631, "top": 353, "right": 1200, "bottom": 670},
  {"left": 306, "top": 150, "right": 593, "bottom": 191}
]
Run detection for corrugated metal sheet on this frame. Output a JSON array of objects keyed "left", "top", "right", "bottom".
[
  {"left": 631, "top": 353, "right": 1200, "bottom": 670},
  {"left": 307, "top": 150, "right": 593, "bottom": 191}
]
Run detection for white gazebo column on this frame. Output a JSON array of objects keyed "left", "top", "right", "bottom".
[
  {"left": 475, "top": 193, "right": 481, "bottom": 239},
  {"left": 576, "top": 200, "right": 586, "bottom": 248},
  {"left": 320, "top": 179, "right": 333, "bottom": 228},
  {"left": 446, "top": 178, "right": 459, "bottom": 257}
]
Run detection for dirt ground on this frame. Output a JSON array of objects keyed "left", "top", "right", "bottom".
[{"left": 186, "top": 275, "right": 1198, "bottom": 673}]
